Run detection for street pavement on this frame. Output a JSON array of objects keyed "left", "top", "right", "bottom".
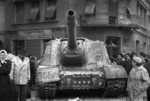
[{"left": 26, "top": 90, "right": 147, "bottom": 101}]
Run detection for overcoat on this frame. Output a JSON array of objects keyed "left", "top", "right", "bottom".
[
  {"left": 143, "top": 62, "right": 150, "bottom": 101},
  {"left": 0, "top": 60, "right": 17, "bottom": 101},
  {"left": 11, "top": 56, "right": 30, "bottom": 85},
  {"left": 127, "top": 65, "right": 150, "bottom": 101},
  {"left": 125, "top": 59, "right": 133, "bottom": 75},
  {"left": 29, "top": 60, "right": 36, "bottom": 87}
]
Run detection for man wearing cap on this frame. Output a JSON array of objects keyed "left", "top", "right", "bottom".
[
  {"left": 126, "top": 56, "right": 150, "bottom": 101},
  {"left": 11, "top": 49, "right": 30, "bottom": 101}
]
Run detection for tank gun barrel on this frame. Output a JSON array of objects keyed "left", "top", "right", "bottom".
[{"left": 67, "top": 10, "right": 77, "bottom": 50}]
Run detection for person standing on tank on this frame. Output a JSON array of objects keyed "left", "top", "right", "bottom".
[
  {"left": 11, "top": 48, "right": 30, "bottom": 101},
  {"left": 126, "top": 56, "right": 150, "bottom": 101}
]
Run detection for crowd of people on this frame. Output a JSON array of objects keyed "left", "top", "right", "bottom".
[
  {"left": 0, "top": 49, "right": 37, "bottom": 101},
  {"left": 110, "top": 51, "right": 150, "bottom": 101}
]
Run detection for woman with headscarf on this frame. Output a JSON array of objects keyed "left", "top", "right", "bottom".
[
  {"left": 126, "top": 56, "right": 150, "bottom": 101},
  {"left": 0, "top": 50, "right": 17, "bottom": 101}
]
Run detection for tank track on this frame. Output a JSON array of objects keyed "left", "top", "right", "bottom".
[{"left": 38, "top": 82, "right": 56, "bottom": 99}]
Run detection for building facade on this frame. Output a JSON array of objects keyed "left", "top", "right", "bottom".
[
  {"left": 4, "top": 0, "right": 150, "bottom": 59},
  {"left": 0, "top": 0, "right": 5, "bottom": 49}
]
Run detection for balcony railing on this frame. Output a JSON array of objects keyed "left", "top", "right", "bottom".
[
  {"left": 79, "top": 13, "right": 146, "bottom": 29},
  {"left": 119, "top": 14, "right": 146, "bottom": 29}
]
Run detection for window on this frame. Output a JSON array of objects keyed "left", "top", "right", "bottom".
[
  {"left": 144, "top": 10, "right": 146, "bottom": 26},
  {"left": 28, "top": 1, "right": 40, "bottom": 22},
  {"left": 15, "top": 2, "right": 24, "bottom": 23},
  {"left": 45, "top": 0, "right": 57, "bottom": 20},
  {"left": 136, "top": 2, "right": 147, "bottom": 27},
  {"left": 109, "top": 0, "right": 118, "bottom": 24},
  {"left": 126, "top": 8, "right": 131, "bottom": 19},
  {"left": 109, "top": 16, "right": 116, "bottom": 24},
  {"left": 105, "top": 37, "right": 120, "bottom": 59},
  {"left": 84, "top": 0, "right": 96, "bottom": 15},
  {"left": 109, "top": 0, "right": 118, "bottom": 16}
]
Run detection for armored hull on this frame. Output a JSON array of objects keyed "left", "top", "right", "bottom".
[{"left": 36, "top": 10, "right": 127, "bottom": 99}]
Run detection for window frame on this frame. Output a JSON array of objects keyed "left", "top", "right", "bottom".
[
  {"left": 44, "top": 0, "right": 57, "bottom": 21},
  {"left": 84, "top": 0, "right": 96, "bottom": 15},
  {"left": 14, "top": 1, "right": 25, "bottom": 23},
  {"left": 28, "top": 0, "right": 40, "bottom": 22}
]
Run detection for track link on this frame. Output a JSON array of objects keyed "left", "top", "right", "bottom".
[{"left": 38, "top": 82, "right": 56, "bottom": 99}]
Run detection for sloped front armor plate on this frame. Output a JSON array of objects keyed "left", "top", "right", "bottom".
[{"left": 84, "top": 40, "right": 110, "bottom": 70}]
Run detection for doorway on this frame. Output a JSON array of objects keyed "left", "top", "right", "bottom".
[
  {"left": 43, "top": 39, "right": 51, "bottom": 51},
  {"left": 105, "top": 37, "right": 120, "bottom": 59},
  {"left": 13, "top": 40, "right": 25, "bottom": 55}
]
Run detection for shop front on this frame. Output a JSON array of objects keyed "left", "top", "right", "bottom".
[{"left": 12, "top": 29, "right": 52, "bottom": 59}]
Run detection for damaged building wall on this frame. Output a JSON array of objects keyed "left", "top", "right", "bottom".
[
  {"left": 0, "top": 0, "right": 5, "bottom": 49},
  {"left": 4, "top": 0, "right": 150, "bottom": 58},
  {"left": 73, "top": 0, "right": 150, "bottom": 56}
]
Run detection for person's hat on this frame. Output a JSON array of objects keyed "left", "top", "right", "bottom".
[{"left": 133, "top": 56, "right": 142, "bottom": 63}]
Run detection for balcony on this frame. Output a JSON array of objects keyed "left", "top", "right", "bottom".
[{"left": 79, "top": 13, "right": 145, "bottom": 29}]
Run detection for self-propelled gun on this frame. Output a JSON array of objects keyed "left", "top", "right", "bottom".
[{"left": 36, "top": 9, "right": 127, "bottom": 100}]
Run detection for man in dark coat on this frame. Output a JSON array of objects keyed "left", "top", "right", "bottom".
[
  {"left": 0, "top": 50, "right": 17, "bottom": 101},
  {"left": 125, "top": 53, "right": 133, "bottom": 75},
  {"left": 29, "top": 55, "right": 37, "bottom": 88},
  {"left": 143, "top": 57, "right": 150, "bottom": 101}
]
